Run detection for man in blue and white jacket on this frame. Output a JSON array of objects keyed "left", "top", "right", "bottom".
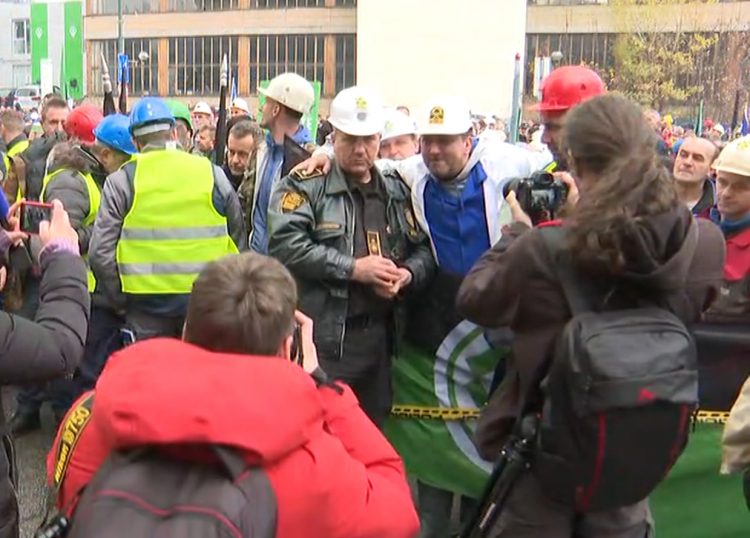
[{"left": 302, "top": 96, "right": 551, "bottom": 538}]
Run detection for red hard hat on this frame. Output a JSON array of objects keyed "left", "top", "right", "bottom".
[
  {"left": 64, "top": 105, "right": 104, "bottom": 145},
  {"left": 535, "top": 66, "right": 606, "bottom": 113}
]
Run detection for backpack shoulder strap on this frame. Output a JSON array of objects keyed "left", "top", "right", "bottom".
[
  {"left": 214, "top": 446, "right": 278, "bottom": 538},
  {"left": 538, "top": 226, "right": 594, "bottom": 315}
]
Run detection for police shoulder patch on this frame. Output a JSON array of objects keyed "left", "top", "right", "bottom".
[
  {"left": 293, "top": 167, "right": 325, "bottom": 181},
  {"left": 280, "top": 191, "right": 307, "bottom": 213}
]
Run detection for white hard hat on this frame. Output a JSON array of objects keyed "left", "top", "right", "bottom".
[
  {"left": 258, "top": 73, "right": 314, "bottom": 114},
  {"left": 418, "top": 96, "right": 473, "bottom": 136},
  {"left": 193, "top": 102, "right": 212, "bottom": 115},
  {"left": 231, "top": 97, "right": 250, "bottom": 114},
  {"left": 329, "top": 86, "right": 385, "bottom": 137},
  {"left": 714, "top": 136, "right": 750, "bottom": 177},
  {"left": 381, "top": 109, "right": 417, "bottom": 142},
  {"left": 713, "top": 124, "right": 726, "bottom": 136}
]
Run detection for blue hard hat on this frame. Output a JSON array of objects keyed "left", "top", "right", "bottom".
[
  {"left": 94, "top": 114, "right": 137, "bottom": 155},
  {"left": 129, "top": 97, "right": 175, "bottom": 136}
]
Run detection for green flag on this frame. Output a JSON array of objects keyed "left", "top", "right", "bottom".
[{"left": 383, "top": 273, "right": 508, "bottom": 498}]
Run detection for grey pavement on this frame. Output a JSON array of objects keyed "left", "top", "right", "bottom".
[{"left": 3, "top": 387, "right": 57, "bottom": 538}]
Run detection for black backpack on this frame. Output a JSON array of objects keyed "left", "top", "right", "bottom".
[
  {"left": 67, "top": 446, "right": 277, "bottom": 538},
  {"left": 532, "top": 226, "right": 699, "bottom": 512}
]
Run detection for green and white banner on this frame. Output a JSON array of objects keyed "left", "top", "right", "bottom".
[
  {"left": 31, "top": 0, "right": 83, "bottom": 100},
  {"left": 384, "top": 273, "right": 509, "bottom": 498}
]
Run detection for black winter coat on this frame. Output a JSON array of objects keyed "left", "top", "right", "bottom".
[{"left": 0, "top": 244, "right": 90, "bottom": 538}]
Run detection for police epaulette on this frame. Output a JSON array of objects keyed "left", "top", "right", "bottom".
[{"left": 293, "top": 168, "right": 324, "bottom": 180}]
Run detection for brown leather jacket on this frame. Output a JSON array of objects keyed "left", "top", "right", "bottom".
[{"left": 456, "top": 208, "right": 725, "bottom": 460}]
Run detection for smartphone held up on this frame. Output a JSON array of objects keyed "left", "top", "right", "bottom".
[{"left": 19, "top": 201, "right": 54, "bottom": 235}]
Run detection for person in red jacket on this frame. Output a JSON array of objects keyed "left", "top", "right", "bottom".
[
  {"left": 706, "top": 136, "right": 750, "bottom": 321},
  {"left": 47, "top": 252, "right": 420, "bottom": 538}
]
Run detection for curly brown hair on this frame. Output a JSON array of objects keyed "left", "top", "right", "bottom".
[{"left": 564, "top": 94, "right": 679, "bottom": 274}]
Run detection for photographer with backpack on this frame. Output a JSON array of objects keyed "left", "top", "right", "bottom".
[
  {"left": 456, "top": 94, "right": 726, "bottom": 537},
  {"left": 45, "top": 252, "right": 419, "bottom": 538}
]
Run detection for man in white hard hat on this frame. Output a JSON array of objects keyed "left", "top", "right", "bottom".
[
  {"left": 379, "top": 109, "right": 419, "bottom": 160},
  {"left": 230, "top": 97, "right": 252, "bottom": 120},
  {"left": 192, "top": 101, "right": 213, "bottom": 131},
  {"left": 267, "top": 86, "right": 435, "bottom": 428},
  {"left": 248, "top": 72, "right": 316, "bottom": 254},
  {"left": 294, "top": 95, "right": 550, "bottom": 536},
  {"left": 706, "top": 136, "right": 750, "bottom": 321}
]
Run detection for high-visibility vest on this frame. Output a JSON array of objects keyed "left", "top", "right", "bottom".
[
  {"left": 115, "top": 149, "right": 238, "bottom": 295},
  {"left": 41, "top": 168, "right": 101, "bottom": 292},
  {"left": 4, "top": 139, "right": 30, "bottom": 202}
]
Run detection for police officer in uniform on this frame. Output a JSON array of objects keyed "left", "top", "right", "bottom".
[
  {"left": 268, "top": 86, "right": 435, "bottom": 428},
  {"left": 90, "top": 97, "right": 246, "bottom": 341}
]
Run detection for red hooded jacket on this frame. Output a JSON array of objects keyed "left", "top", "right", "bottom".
[{"left": 47, "top": 338, "right": 420, "bottom": 538}]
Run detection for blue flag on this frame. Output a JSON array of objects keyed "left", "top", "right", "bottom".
[
  {"left": 117, "top": 54, "right": 130, "bottom": 85},
  {"left": 230, "top": 73, "right": 238, "bottom": 104},
  {"left": 742, "top": 105, "right": 749, "bottom": 136}
]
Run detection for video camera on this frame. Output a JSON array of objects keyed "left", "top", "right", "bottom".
[{"left": 502, "top": 170, "right": 569, "bottom": 225}]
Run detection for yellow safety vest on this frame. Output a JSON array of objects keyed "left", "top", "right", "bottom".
[
  {"left": 116, "top": 149, "right": 238, "bottom": 295},
  {"left": 4, "top": 139, "right": 30, "bottom": 202},
  {"left": 41, "top": 168, "right": 101, "bottom": 292}
]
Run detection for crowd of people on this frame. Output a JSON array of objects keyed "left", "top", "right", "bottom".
[{"left": 0, "top": 63, "right": 745, "bottom": 538}]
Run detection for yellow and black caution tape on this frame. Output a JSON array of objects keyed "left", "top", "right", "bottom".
[
  {"left": 391, "top": 405, "right": 731, "bottom": 424},
  {"left": 695, "top": 410, "right": 730, "bottom": 424},
  {"left": 390, "top": 405, "right": 480, "bottom": 421}
]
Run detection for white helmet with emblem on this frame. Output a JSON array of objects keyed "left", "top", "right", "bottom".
[
  {"left": 418, "top": 96, "right": 473, "bottom": 136},
  {"left": 328, "top": 86, "right": 385, "bottom": 137},
  {"left": 381, "top": 108, "right": 417, "bottom": 142},
  {"left": 258, "top": 73, "right": 315, "bottom": 114},
  {"left": 714, "top": 136, "right": 750, "bottom": 177}
]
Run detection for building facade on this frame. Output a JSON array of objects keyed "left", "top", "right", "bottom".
[
  {"left": 84, "top": 0, "right": 357, "bottom": 108},
  {"left": 0, "top": 0, "right": 32, "bottom": 90},
  {"left": 526, "top": 0, "right": 750, "bottom": 117}
]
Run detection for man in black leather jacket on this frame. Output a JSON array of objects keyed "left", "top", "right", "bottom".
[{"left": 269, "top": 86, "right": 435, "bottom": 427}]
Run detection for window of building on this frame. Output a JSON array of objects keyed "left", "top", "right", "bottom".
[
  {"left": 89, "top": 39, "right": 159, "bottom": 96},
  {"left": 167, "top": 0, "right": 240, "bottom": 12},
  {"left": 12, "top": 19, "right": 30, "bottom": 56},
  {"left": 251, "top": 0, "right": 325, "bottom": 7},
  {"left": 335, "top": 34, "right": 356, "bottom": 93},
  {"left": 335, "top": 0, "right": 356, "bottom": 5},
  {"left": 169, "top": 36, "right": 239, "bottom": 96},
  {"left": 91, "top": 0, "right": 156, "bottom": 16},
  {"left": 247, "top": 34, "right": 324, "bottom": 94}
]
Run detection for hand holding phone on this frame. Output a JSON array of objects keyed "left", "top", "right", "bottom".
[
  {"left": 37, "top": 200, "right": 79, "bottom": 250},
  {"left": 19, "top": 201, "right": 54, "bottom": 235},
  {"left": 293, "top": 310, "right": 320, "bottom": 375},
  {"left": 3, "top": 201, "right": 28, "bottom": 247}
]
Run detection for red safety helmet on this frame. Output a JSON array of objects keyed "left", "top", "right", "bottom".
[
  {"left": 64, "top": 105, "right": 104, "bottom": 145},
  {"left": 535, "top": 65, "right": 606, "bottom": 113}
]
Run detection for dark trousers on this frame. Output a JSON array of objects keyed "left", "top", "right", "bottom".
[
  {"left": 56, "top": 306, "right": 124, "bottom": 411},
  {"left": 321, "top": 317, "right": 392, "bottom": 428},
  {"left": 14, "top": 275, "right": 72, "bottom": 415},
  {"left": 488, "top": 471, "right": 653, "bottom": 538},
  {"left": 417, "top": 481, "right": 478, "bottom": 538},
  {"left": 126, "top": 309, "right": 185, "bottom": 342}
]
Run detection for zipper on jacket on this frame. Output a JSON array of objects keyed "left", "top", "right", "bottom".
[{"left": 339, "top": 193, "right": 355, "bottom": 361}]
